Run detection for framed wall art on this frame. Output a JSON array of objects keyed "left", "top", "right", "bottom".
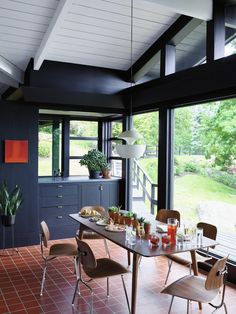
[{"left": 4, "top": 140, "right": 28, "bottom": 163}]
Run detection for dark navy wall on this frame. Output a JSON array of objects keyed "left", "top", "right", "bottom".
[{"left": 0, "top": 100, "right": 38, "bottom": 248}]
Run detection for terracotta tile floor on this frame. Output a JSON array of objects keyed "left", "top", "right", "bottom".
[{"left": 0, "top": 239, "right": 236, "bottom": 314}]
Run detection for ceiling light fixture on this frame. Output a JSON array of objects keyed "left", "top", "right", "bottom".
[{"left": 116, "top": 0, "right": 146, "bottom": 159}]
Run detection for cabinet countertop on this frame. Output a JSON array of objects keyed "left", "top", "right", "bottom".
[{"left": 38, "top": 176, "right": 121, "bottom": 184}]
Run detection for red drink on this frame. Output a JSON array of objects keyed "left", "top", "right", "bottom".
[
  {"left": 167, "top": 225, "right": 177, "bottom": 244},
  {"left": 150, "top": 233, "right": 159, "bottom": 246},
  {"left": 162, "top": 234, "right": 170, "bottom": 246}
]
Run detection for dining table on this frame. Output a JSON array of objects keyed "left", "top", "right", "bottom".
[{"left": 69, "top": 213, "right": 218, "bottom": 314}]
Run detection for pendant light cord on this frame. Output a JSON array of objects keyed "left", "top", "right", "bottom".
[{"left": 130, "top": 0, "right": 133, "bottom": 118}]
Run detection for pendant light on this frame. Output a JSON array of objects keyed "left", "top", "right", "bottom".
[{"left": 116, "top": 0, "right": 146, "bottom": 159}]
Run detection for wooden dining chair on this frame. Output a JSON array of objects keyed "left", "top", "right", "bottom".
[
  {"left": 76, "top": 206, "right": 111, "bottom": 258},
  {"left": 156, "top": 209, "right": 180, "bottom": 224},
  {"left": 39, "top": 221, "right": 78, "bottom": 296},
  {"left": 164, "top": 222, "right": 217, "bottom": 285},
  {"left": 162, "top": 256, "right": 228, "bottom": 314},
  {"left": 72, "top": 236, "right": 130, "bottom": 313}
]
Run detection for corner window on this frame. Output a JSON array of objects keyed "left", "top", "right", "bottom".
[
  {"left": 38, "top": 119, "right": 62, "bottom": 176},
  {"left": 69, "top": 120, "right": 98, "bottom": 176}
]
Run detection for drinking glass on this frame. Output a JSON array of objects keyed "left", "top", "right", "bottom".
[
  {"left": 167, "top": 218, "right": 179, "bottom": 245},
  {"left": 128, "top": 229, "right": 137, "bottom": 245},
  {"left": 184, "top": 224, "right": 194, "bottom": 241},
  {"left": 196, "top": 227, "right": 203, "bottom": 245},
  {"left": 125, "top": 225, "right": 133, "bottom": 242},
  {"left": 150, "top": 233, "right": 159, "bottom": 246},
  {"left": 162, "top": 234, "right": 171, "bottom": 246},
  {"left": 137, "top": 224, "right": 145, "bottom": 242}
]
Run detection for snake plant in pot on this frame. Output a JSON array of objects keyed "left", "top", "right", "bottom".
[{"left": 0, "top": 181, "right": 23, "bottom": 227}]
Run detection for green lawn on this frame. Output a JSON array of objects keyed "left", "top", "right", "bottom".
[{"left": 174, "top": 174, "right": 236, "bottom": 222}]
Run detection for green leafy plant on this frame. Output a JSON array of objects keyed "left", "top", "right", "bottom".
[
  {"left": 124, "top": 211, "right": 134, "bottom": 217},
  {"left": 137, "top": 217, "right": 145, "bottom": 224},
  {"left": 108, "top": 205, "right": 121, "bottom": 213},
  {"left": 0, "top": 182, "right": 23, "bottom": 216},
  {"left": 79, "top": 149, "right": 107, "bottom": 171},
  {"left": 101, "top": 161, "right": 111, "bottom": 171}
]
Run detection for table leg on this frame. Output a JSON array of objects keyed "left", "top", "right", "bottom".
[
  {"left": 131, "top": 252, "right": 139, "bottom": 314},
  {"left": 78, "top": 224, "right": 85, "bottom": 239},
  {"left": 190, "top": 250, "right": 202, "bottom": 310}
]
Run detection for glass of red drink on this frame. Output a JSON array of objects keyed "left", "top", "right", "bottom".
[
  {"left": 162, "top": 234, "right": 170, "bottom": 246},
  {"left": 150, "top": 233, "right": 159, "bottom": 246},
  {"left": 167, "top": 218, "right": 179, "bottom": 245}
]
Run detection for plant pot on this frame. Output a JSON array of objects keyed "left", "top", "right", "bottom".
[
  {"left": 1, "top": 214, "right": 16, "bottom": 227},
  {"left": 124, "top": 216, "right": 133, "bottom": 226},
  {"left": 89, "top": 170, "right": 101, "bottom": 179},
  {"left": 144, "top": 223, "right": 151, "bottom": 235},
  {"left": 102, "top": 169, "right": 112, "bottom": 179},
  {"left": 108, "top": 211, "right": 114, "bottom": 220}
]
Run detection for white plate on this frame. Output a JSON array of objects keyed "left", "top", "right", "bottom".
[
  {"left": 105, "top": 225, "right": 125, "bottom": 232},
  {"left": 156, "top": 225, "right": 168, "bottom": 233},
  {"left": 96, "top": 220, "right": 108, "bottom": 226}
]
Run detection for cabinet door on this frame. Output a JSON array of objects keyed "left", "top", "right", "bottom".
[
  {"left": 108, "top": 182, "right": 119, "bottom": 207},
  {"left": 81, "top": 182, "right": 101, "bottom": 207}
]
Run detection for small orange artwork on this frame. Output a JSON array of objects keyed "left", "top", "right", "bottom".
[{"left": 5, "top": 140, "right": 28, "bottom": 163}]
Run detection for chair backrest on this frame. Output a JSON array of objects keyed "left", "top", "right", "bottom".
[
  {"left": 156, "top": 209, "right": 180, "bottom": 224},
  {"left": 197, "top": 222, "right": 217, "bottom": 240},
  {"left": 80, "top": 206, "right": 107, "bottom": 217},
  {"left": 75, "top": 236, "right": 97, "bottom": 269},
  {"left": 205, "top": 257, "right": 228, "bottom": 290},
  {"left": 40, "top": 221, "right": 50, "bottom": 248}
]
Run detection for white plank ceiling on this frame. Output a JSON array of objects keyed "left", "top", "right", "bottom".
[{"left": 0, "top": 0, "right": 214, "bottom": 94}]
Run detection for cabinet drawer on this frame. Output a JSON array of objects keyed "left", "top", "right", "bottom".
[
  {"left": 40, "top": 205, "right": 77, "bottom": 227},
  {"left": 40, "top": 195, "right": 78, "bottom": 207},
  {"left": 39, "top": 184, "right": 77, "bottom": 197}
]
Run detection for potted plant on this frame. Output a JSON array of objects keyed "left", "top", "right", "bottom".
[
  {"left": 101, "top": 162, "right": 112, "bottom": 179},
  {"left": 79, "top": 149, "right": 107, "bottom": 179},
  {"left": 108, "top": 205, "right": 121, "bottom": 222},
  {"left": 0, "top": 181, "right": 23, "bottom": 227}
]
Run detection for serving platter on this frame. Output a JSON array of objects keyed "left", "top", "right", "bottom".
[{"left": 105, "top": 225, "right": 125, "bottom": 232}]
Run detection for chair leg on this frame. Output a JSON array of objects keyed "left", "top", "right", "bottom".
[
  {"left": 72, "top": 279, "right": 80, "bottom": 305},
  {"left": 187, "top": 300, "right": 190, "bottom": 314},
  {"left": 106, "top": 277, "right": 109, "bottom": 297},
  {"left": 224, "top": 303, "right": 228, "bottom": 314},
  {"left": 74, "top": 256, "right": 79, "bottom": 279},
  {"left": 103, "top": 239, "right": 111, "bottom": 258},
  {"left": 121, "top": 275, "right": 130, "bottom": 314},
  {"left": 40, "top": 259, "right": 47, "bottom": 296},
  {"left": 127, "top": 251, "right": 131, "bottom": 266},
  {"left": 165, "top": 259, "right": 173, "bottom": 285},
  {"left": 168, "top": 296, "right": 174, "bottom": 314}
]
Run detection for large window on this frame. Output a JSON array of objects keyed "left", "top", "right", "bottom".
[
  {"left": 109, "top": 120, "right": 122, "bottom": 177},
  {"left": 132, "top": 111, "right": 159, "bottom": 215},
  {"left": 173, "top": 100, "right": 236, "bottom": 261},
  {"left": 69, "top": 120, "right": 98, "bottom": 176},
  {"left": 38, "top": 119, "right": 62, "bottom": 176}
]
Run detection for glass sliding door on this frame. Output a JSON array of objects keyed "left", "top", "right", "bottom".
[{"left": 173, "top": 100, "right": 236, "bottom": 261}]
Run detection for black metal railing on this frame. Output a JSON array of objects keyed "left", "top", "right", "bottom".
[
  {"left": 144, "top": 145, "right": 158, "bottom": 158},
  {"left": 132, "top": 159, "right": 158, "bottom": 214}
]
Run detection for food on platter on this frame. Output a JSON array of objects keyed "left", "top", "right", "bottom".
[{"left": 79, "top": 207, "right": 101, "bottom": 218}]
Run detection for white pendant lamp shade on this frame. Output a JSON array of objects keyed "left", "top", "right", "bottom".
[
  {"left": 118, "top": 128, "right": 142, "bottom": 145},
  {"left": 116, "top": 128, "right": 146, "bottom": 159},
  {"left": 116, "top": 144, "right": 146, "bottom": 159}
]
